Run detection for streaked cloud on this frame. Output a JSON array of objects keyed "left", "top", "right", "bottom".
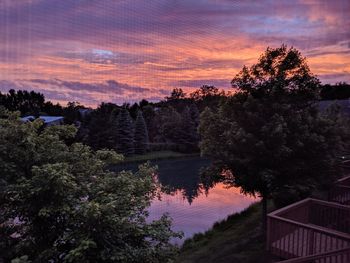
[
  {"left": 0, "top": 0, "right": 349, "bottom": 106},
  {"left": 0, "top": 79, "right": 167, "bottom": 106}
]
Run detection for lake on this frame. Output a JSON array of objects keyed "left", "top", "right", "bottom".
[{"left": 114, "top": 156, "right": 257, "bottom": 244}]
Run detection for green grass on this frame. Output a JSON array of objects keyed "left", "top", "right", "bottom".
[
  {"left": 176, "top": 202, "right": 273, "bottom": 263},
  {"left": 124, "top": 151, "right": 198, "bottom": 163}
]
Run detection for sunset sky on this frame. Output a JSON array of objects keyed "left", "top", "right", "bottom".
[{"left": 0, "top": 0, "right": 349, "bottom": 107}]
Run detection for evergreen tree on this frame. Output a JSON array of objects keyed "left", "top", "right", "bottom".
[
  {"left": 178, "top": 106, "right": 199, "bottom": 152},
  {"left": 86, "top": 103, "right": 119, "bottom": 150},
  {"left": 189, "top": 103, "right": 200, "bottom": 127},
  {"left": 116, "top": 108, "right": 134, "bottom": 155},
  {"left": 134, "top": 111, "right": 149, "bottom": 154},
  {"left": 157, "top": 107, "right": 182, "bottom": 143}
]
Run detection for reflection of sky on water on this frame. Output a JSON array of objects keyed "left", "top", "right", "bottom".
[
  {"left": 149, "top": 183, "right": 257, "bottom": 244},
  {"left": 113, "top": 157, "right": 258, "bottom": 244}
]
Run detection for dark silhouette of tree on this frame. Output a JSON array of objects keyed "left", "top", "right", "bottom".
[
  {"left": 157, "top": 107, "right": 182, "bottom": 144},
  {"left": 320, "top": 82, "right": 350, "bottom": 100},
  {"left": 166, "top": 88, "right": 186, "bottom": 101},
  {"left": 142, "top": 105, "right": 157, "bottom": 141},
  {"left": 199, "top": 45, "right": 348, "bottom": 235},
  {"left": 178, "top": 106, "right": 199, "bottom": 152},
  {"left": 139, "top": 99, "right": 150, "bottom": 108},
  {"left": 190, "top": 85, "right": 226, "bottom": 110},
  {"left": 189, "top": 103, "right": 200, "bottom": 127},
  {"left": 0, "top": 89, "right": 45, "bottom": 115},
  {"left": 190, "top": 85, "right": 219, "bottom": 100},
  {"left": 63, "top": 101, "right": 83, "bottom": 124},
  {"left": 116, "top": 108, "right": 135, "bottom": 155},
  {"left": 85, "top": 103, "right": 120, "bottom": 150},
  {"left": 231, "top": 45, "right": 320, "bottom": 105},
  {"left": 134, "top": 111, "right": 149, "bottom": 154},
  {"left": 42, "top": 101, "right": 63, "bottom": 116},
  {"left": 0, "top": 89, "right": 66, "bottom": 117}
]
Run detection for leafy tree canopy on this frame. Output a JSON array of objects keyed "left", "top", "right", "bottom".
[
  {"left": 320, "top": 82, "right": 350, "bottom": 100},
  {"left": 200, "top": 45, "right": 349, "bottom": 231},
  {"left": 0, "top": 110, "right": 180, "bottom": 263},
  {"left": 231, "top": 44, "right": 320, "bottom": 105},
  {"left": 166, "top": 88, "right": 186, "bottom": 101}
]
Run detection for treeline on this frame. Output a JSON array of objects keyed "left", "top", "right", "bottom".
[
  {"left": 0, "top": 85, "right": 226, "bottom": 154},
  {"left": 320, "top": 82, "right": 350, "bottom": 100},
  {"left": 0, "top": 82, "right": 349, "bottom": 154},
  {"left": 78, "top": 85, "right": 226, "bottom": 154}
]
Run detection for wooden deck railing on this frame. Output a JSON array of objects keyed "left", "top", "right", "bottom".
[
  {"left": 329, "top": 176, "right": 350, "bottom": 205},
  {"left": 276, "top": 247, "right": 350, "bottom": 263},
  {"left": 267, "top": 198, "right": 350, "bottom": 261}
]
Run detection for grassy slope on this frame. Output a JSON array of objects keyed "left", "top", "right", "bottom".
[
  {"left": 124, "top": 151, "right": 198, "bottom": 163},
  {"left": 177, "top": 202, "right": 273, "bottom": 263}
]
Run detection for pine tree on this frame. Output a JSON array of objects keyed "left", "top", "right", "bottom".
[
  {"left": 189, "top": 103, "right": 200, "bottom": 127},
  {"left": 134, "top": 111, "right": 149, "bottom": 154},
  {"left": 116, "top": 109, "right": 134, "bottom": 155},
  {"left": 179, "top": 106, "right": 199, "bottom": 152}
]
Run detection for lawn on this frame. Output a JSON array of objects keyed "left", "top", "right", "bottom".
[{"left": 177, "top": 202, "right": 273, "bottom": 263}]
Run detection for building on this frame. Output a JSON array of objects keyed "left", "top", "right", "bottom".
[{"left": 21, "top": 115, "right": 64, "bottom": 126}]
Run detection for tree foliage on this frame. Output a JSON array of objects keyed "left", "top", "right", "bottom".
[
  {"left": 0, "top": 89, "right": 49, "bottom": 116},
  {"left": 320, "top": 82, "right": 350, "bottom": 100},
  {"left": 231, "top": 45, "right": 320, "bottom": 105},
  {"left": 199, "top": 45, "right": 348, "bottom": 230},
  {"left": 116, "top": 108, "right": 135, "bottom": 155},
  {"left": 166, "top": 88, "right": 186, "bottom": 101},
  {"left": 0, "top": 111, "right": 180, "bottom": 262},
  {"left": 134, "top": 111, "right": 149, "bottom": 154},
  {"left": 84, "top": 103, "right": 120, "bottom": 150}
]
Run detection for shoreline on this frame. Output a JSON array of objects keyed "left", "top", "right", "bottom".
[{"left": 123, "top": 150, "right": 201, "bottom": 164}]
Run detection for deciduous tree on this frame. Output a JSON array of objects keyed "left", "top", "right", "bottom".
[
  {"left": 0, "top": 111, "right": 180, "bottom": 262},
  {"left": 199, "top": 45, "right": 348, "bottom": 234}
]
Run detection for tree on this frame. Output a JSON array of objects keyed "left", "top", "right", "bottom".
[
  {"left": 116, "top": 108, "right": 135, "bottom": 155},
  {"left": 190, "top": 85, "right": 220, "bottom": 101},
  {"left": 190, "top": 85, "right": 226, "bottom": 110},
  {"left": 189, "top": 103, "right": 200, "bottom": 127},
  {"left": 63, "top": 101, "right": 83, "bottom": 124},
  {"left": 199, "top": 45, "right": 347, "bottom": 234},
  {"left": 166, "top": 88, "right": 186, "bottom": 101},
  {"left": 231, "top": 45, "right": 320, "bottom": 105},
  {"left": 85, "top": 103, "right": 120, "bottom": 150},
  {"left": 156, "top": 107, "right": 183, "bottom": 144},
  {"left": 141, "top": 105, "right": 157, "bottom": 142},
  {"left": 134, "top": 111, "right": 149, "bottom": 154},
  {"left": 0, "top": 111, "right": 180, "bottom": 262},
  {"left": 320, "top": 82, "right": 350, "bottom": 100},
  {"left": 0, "top": 89, "right": 46, "bottom": 115},
  {"left": 178, "top": 107, "right": 199, "bottom": 152}
]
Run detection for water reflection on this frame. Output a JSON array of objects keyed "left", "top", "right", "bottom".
[
  {"left": 113, "top": 157, "right": 257, "bottom": 243},
  {"left": 149, "top": 182, "right": 256, "bottom": 243}
]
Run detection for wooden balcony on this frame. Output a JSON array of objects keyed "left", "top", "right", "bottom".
[
  {"left": 277, "top": 247, "right": 350, "bottom": 262},
  {"left": 329, "top": 175, "right": 350, "bottom": 205},
  {"left": 267, "top": 198, "right": 350, "bottom": 262}
]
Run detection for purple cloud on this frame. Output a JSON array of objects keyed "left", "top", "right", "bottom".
[{"left": 0, "top": 0, "right": 349, "bottom": 106}]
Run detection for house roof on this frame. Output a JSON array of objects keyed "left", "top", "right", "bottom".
[{"left": 21, "top": 115, "right": 64, "bottom": 124}]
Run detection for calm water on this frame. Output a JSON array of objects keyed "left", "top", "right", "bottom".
[{"left": 114, "top": 157, "right": 257, "bottom": 244}]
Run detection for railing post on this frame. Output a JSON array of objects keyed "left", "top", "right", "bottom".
[
  {"left": 266, "top": 216, "right": 271, "bottom": 251},
  {"left": 308, "top": 229, "right": 314, "bottom": 255}
]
